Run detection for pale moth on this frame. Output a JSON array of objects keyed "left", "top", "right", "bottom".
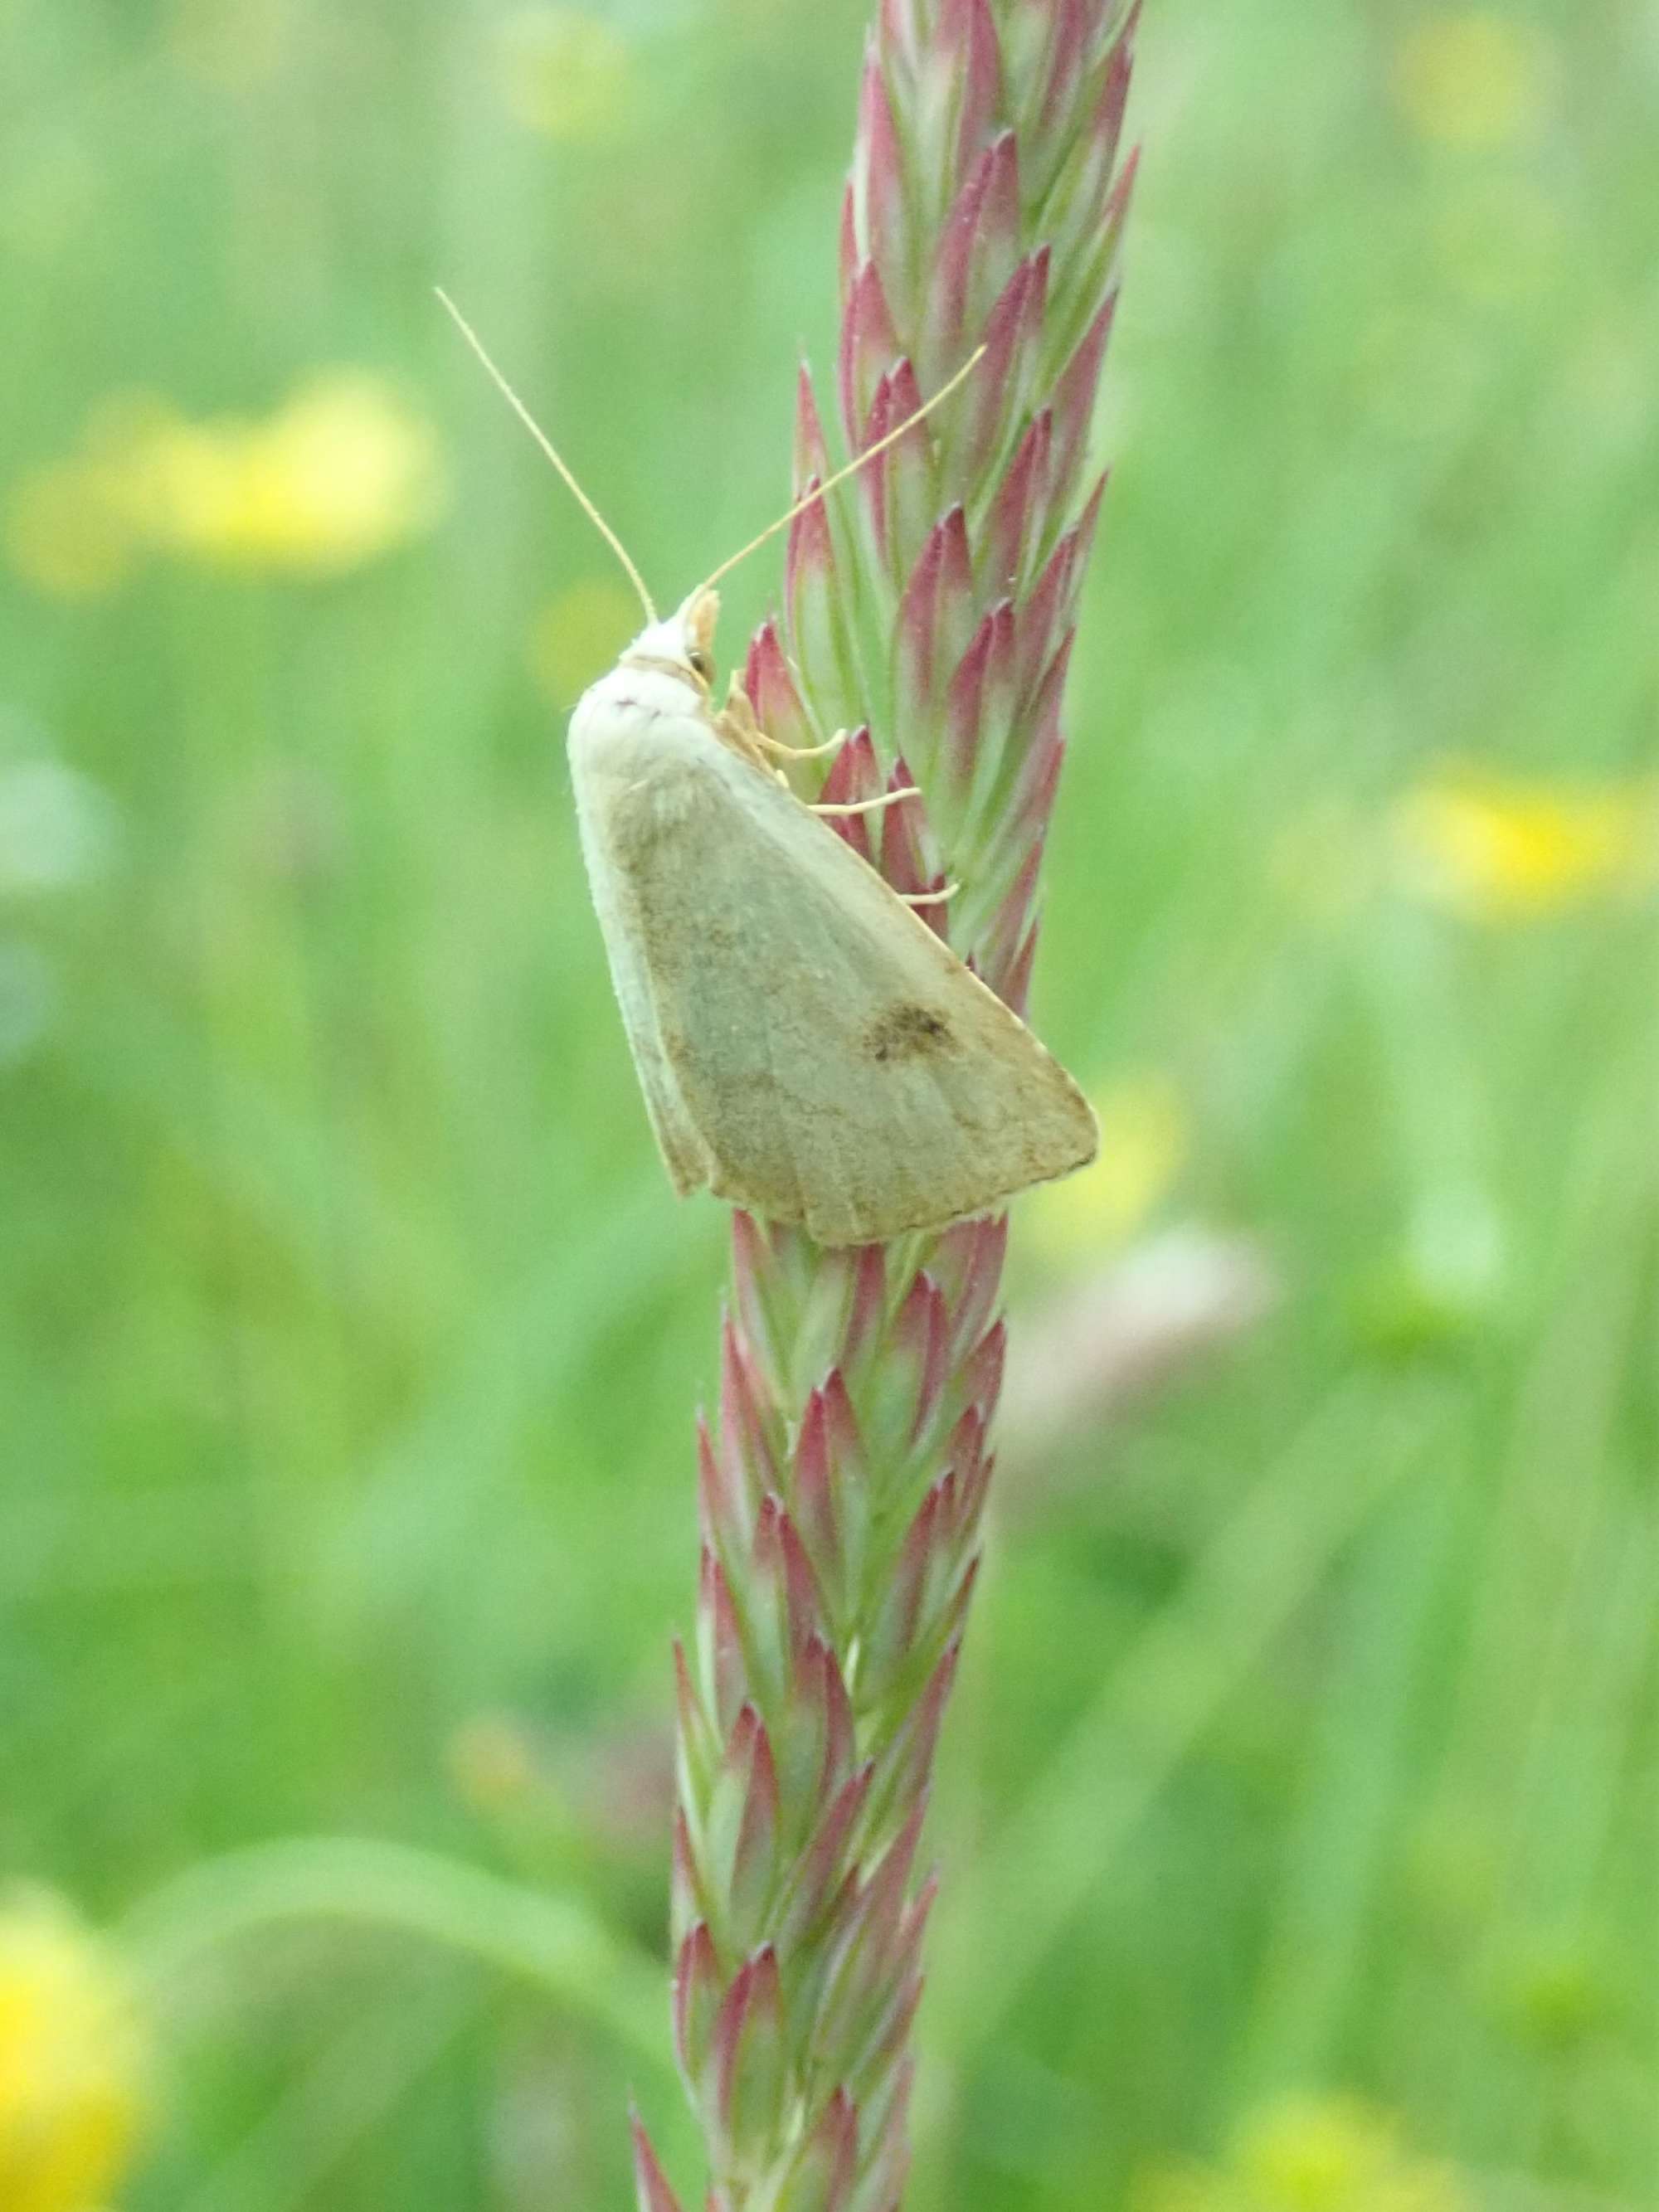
[{"left": 440, "top": 294, "right": 1098, "bottom": 1247}]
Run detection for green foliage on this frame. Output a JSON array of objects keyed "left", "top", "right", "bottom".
[{"left": 0, "top": 2, "right": 1652, "bottom": 2208}]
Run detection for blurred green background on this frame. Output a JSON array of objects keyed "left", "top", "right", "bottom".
[{"left": 2, "top": 1, "right": 1654, "bottom": 2207}]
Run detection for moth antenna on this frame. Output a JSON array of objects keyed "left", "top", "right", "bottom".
[
  {"left": 698, "top": 343, "right": 988, "bottom": 597},
  {"left": 436, "top": 288, "right": 658, "bottom": 625}
]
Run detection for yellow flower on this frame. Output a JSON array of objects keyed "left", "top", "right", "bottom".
[
  {"left": 0, "top": 1890, "right": 148, "bottom": 2212},
  {"left": 7, "top": 377, "right": 444, "bottom": 596},
  {"left": 141, "top": 374, "right": 444, "bottom": 575},
  {"left": 1394, "top": 765, "right": 1654, "bottom": 920},
  {"left": 531, "top": 575, "right": 645, "bottom": 702},
  {"left": 1394, "top": 15, "right": 1550, "bottom": 151},
  {"left": 497, "top": 7, "right": 634, "bottom": 143},
  {"left": 1028, "top": 1073, "right": 1187, "bottom": 1262},
  {"left": 1238, "top": 2096, "right": 1464, "bottom": 2212},
  {"left": 1136, "top": 2095, "right": 1467, "bottom": 2212}
]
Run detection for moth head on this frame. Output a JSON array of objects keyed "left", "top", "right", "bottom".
[{"left": 623, "top": 587, "right": 721, "bottom": 693}]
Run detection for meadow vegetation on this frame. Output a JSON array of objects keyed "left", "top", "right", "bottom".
[{"left": 1, "top": 3, "right": 1652, "bottom": 2207}]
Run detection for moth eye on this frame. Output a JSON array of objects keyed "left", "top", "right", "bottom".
[{"left": 687, "top": 649, "right": 713, "bottom": 683}]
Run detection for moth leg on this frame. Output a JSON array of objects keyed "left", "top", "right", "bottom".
[
  {"left": 719, "top": 683, "right": 844, "bottom": 761},
  {"left": 710, "top": 687, "right": 774, "bottom": 774},
  {"left": 812, "top": 785, "right": 922, "bottom": 819},
  {"left": 754, "top": 727, "right": 847, "bottom": 761},
  {"left": 899, "top": 881, "right": 961, "bottom": 907}
]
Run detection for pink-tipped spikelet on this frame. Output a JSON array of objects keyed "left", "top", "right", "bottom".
[{"left": 638, "top": 3, "right": 1141, "bottom": 2204}]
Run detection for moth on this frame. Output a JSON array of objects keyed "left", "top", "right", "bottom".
[{"left": 440, "top": 294, "right": 1098, "bottom": 1247}]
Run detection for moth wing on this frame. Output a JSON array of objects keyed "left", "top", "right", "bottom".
[
  {"left": 590, "top": 731, "right": 1097, "bottom": 1245},
  {"left": 602, "top": 940, "right": 714, "bottom": 1200},
  {"left": 569, "top": 742, "right": 716, "bottom": 1199}
]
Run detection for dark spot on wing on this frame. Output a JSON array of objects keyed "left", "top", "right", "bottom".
[{"left": 866, "top": 1003, "right": 952, "bottom": 1062}]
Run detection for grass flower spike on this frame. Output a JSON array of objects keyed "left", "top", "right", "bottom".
[{"left": 642, "top": 2, "right": 1141, "bottom": 2204}]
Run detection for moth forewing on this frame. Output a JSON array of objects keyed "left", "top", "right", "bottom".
[
  {"left": 568, "top": 605, "right": 1097, "bottom": 1247},
  {"left": 567, "top": 657, "right": 718, "bottom": 1200}
]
